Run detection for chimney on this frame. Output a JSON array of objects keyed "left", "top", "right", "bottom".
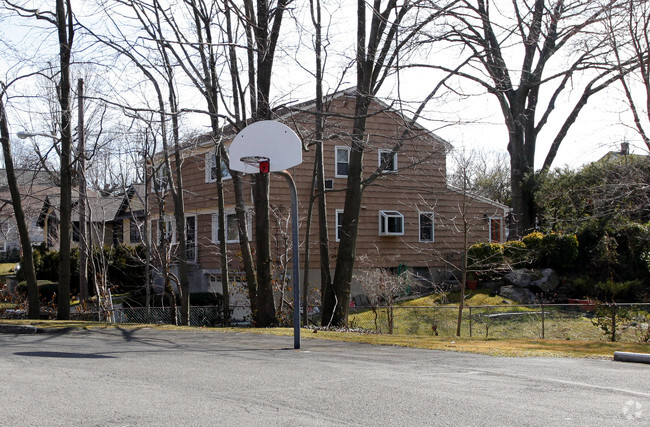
[{"left": 621, "top": 142, "right": 629, "bottom": 155}]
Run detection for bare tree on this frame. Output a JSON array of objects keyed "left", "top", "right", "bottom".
[
  {"left": 323, "top": 0, "right": 454, "bottom": 326},
  {"left": 0, "top": 82, "right": 39, "bottom": 318},
  {"left": 434, "top": 0, "right": 639, "bottom": 238},
  {"left": 5, "top": 0, "right": 77, "bottom": 319},
  {"left": 355, "top": 265, "right": 409, "bottom": 334},
  {"left": 608, "top": 0, "right": 650, "bottom": 150},
  {"left": 86, "top": 0, "right": 197, "bottom": 324},
  {"left": 243, "top": 0, "right": 292, "bottom": 327},
  {"left": 448, "top": 149, "right": 511, "bottom": 206}
]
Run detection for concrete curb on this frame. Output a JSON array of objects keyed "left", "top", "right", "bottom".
[
  {"left": 0, "top": 323, "right": 77, "bottom": 335},
  {"left": 0, "top": 324, "right": 41, "bottom": 334},
  {"left": 613, "top": 351, "right": 650, "bottom": 364}
]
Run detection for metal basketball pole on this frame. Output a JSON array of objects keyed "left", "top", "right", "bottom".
[{"left": 277, "top": 170, "right": 301, "bottom": 349}]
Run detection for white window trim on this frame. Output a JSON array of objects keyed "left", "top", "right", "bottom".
[
  {"left": 212, "top": 210, "right": 252, "bottom": 244},
  {"left": 152, "top": 166, "right": 170, "bottom": 192},
  {"left": 335, "top": 209, "right": 344, "bottom": 242},
  {"left": 488, "top": 216, "right": 503, "bottom": 243},
  {"left": 159, "top": 216, "right": 176, "bottom": 245},
  {"left": 378, "top": 149, "right": 398, "bottom": 173},
  {"left": 185, "top": 215, "right": 197, "bottom": 263},
  {"left": 379, "top": 210, "right": 404, "bottom": 236},
  {"left": 205, "top": 152, "right": 232, "bottom": 183},
  {"left": 419, "top": 212, "right": 435, "bottom": 242},
  {"left": 335, "top": 146, "right": 350, "bottom": 178}
]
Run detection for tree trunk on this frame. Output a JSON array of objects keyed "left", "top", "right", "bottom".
[
  {"left": 0, "top": 85, "right": 40, "bottom": 319},
  {"left": 323, "top": 92, "right": 370, "bottom": 326},
  {"left": 508, "top": 133, "right": 535, "bottom": 239},
  {"left": 56, "top": 0, "right": 74, "bottom": 320},
  {"left": 254, "top": 172, "right": 276, "bottom": 326}
]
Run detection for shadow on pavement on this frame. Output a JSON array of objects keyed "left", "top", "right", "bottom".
[{"left": 13, "top": 351, "right": 116, "bottom": 359}]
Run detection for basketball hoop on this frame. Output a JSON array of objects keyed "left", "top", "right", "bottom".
[{"left": 240, "top": 156, "right": 270, "bottom": 174}]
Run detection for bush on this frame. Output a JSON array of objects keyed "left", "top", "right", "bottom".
[
  {"left": 19, "top": 243, "right": 147, "bottom": 297},
  {"left": 576, "top": 221, "right": 650, "bottom": 286},
  {"left": 569, "top": 276, "right": 595, "bottom": 299},
  {"left": 596, "top": 279, "right": 641, "bottom": 303},
  {"left": 122, "top": 291, "right": 223, "bottom": 308},
  {"left": 100, "top": 244, "right": 147, "bottom": 294},
  {"left": 16, "top": 281, "right": 58, "bottom": 302},
  {"left": 522, "top": 231, "right": 543, "bottom": 250},
  {"left": 190, "top": 292, "right": 223, "bottom": 306},
  {"left": 502, "top": 240, "right": 527, "bottom": 268},
  {"left": 540, "top": 233, "right": 579, "bottom": 271},
  {"left": 467, "top": 242, "right": 503, "bottom": 270}
]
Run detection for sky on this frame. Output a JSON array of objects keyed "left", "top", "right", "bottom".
[{"left": 1, "top": 0, "right": 648, "bottom": 173}]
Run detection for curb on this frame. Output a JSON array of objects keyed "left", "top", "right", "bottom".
[
  {"left": 613, "top": 351, "right": 650, "bottom": 364},
  {"left": 0, "top": 324, "right": 41, "bottom": 334},
  {"left": 0, "top": 323, "right": 78, "bottom": 335}
]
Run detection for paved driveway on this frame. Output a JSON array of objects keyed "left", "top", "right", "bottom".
[{"left": 0, "top": 328, "right": 648, "bottom": 426}]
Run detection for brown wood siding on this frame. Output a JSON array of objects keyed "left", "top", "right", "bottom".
[{"left": 152, "top": 93, "right": 507, "bottom": 274}]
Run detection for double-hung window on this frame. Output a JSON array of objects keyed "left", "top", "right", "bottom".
[
  {"left": 378, "top": 149, "right": 397, "bottom": 173},
  {"left": 130, "top": 219, "right": 142, "bottom": 244},
  {"left": 186, "top": 215, "right": 197, "bottom": 262},
  {"left": 379, "top": 210, "right": 404, "bottom": 236},
  {"left": 205, "top": 152, "right": 232, "bottom": 183},
  {"left": 335, "top": 146, "right": 350, "bottom": 177},
  {"left": 419, "top": 212, "right": 434, "bottom": 242},
  {"left": 212, "top": 211, "right": 251, "bottom": 244},
  {"left": 153, "top": 166, "right": 169, "bottom": 192},
  {"left": 159, "top": 216, "right": 176, "bottom": 245}
]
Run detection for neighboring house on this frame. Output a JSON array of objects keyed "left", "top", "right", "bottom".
[
  {"left": 0, "top": 169, "right": 59, "bottom": 261},
  {"left": 38, "top": 184, "right": 146, "bottom": 250},
  {"left": 152, "top": 89, "right": 509, "bottom": 303}
]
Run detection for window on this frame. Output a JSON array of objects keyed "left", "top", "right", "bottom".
[
  {"left": 186, "top": 216, "right": 197, "bottom": 262},
  {"left": 379, "top": 210, "right": 404, "bottom": 236},
  {"left": 419, "top": 212, "right": 434, "bottom": 242},
  {"left": 153, "top": 166, "right": 169, "bottom": 192},
  {"left": 159, "top": 217, "right": 176, "bottom": 245},
  {"left": 212, "top": 211, "right": 251, "bottom": 244},
  {"left": 72, "top": 222, "right": 80, "bottom": 243},
  {"left": 205, "top": 152, "right": 232, "bottom": 183},
  {"left": 335, "top": 209, "right": 344, "bottom": 242},
  {"left": 378, "top": 150, "right": 397, "bottom": 173},
  {"left": 130, "top": 219, "right": 142, "bottom": 244},
  {"left": 46, "top": 216, "right": 58, "bottom": 248},
  {"left": 113, "top": 221, "right": 124, "bottom": 246},
  {"left": 313, "top": 179, "right": 334, "bottom": 193},
  {"left": 335, "top": 146, "right": 350, "bottom": 177},
  {"left": 489, "top": 217, "right": 503, "bottom": 243}
]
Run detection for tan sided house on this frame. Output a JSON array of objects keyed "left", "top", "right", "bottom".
[{"left": 152, "top": 89, "right": 509, "bottom": 307}]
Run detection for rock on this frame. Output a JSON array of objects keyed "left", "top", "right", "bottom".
[
  {"left": 499, "top": 285, "right": 539, "bottom": 304},
  {"left": 531, "top": 268, "right": 559, "bottom": 293},
  {"left": 480, "top": 280, "right": 504, "bottom": 292},
  {"left": 504, "top": 269, "right": 535, "bottom": 288}
]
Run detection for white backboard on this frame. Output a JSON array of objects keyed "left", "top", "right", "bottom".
[{"left": 229, "top": 121, "right": 302, "bottom": 173}]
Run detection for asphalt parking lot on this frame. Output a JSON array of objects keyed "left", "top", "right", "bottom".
[{"left": 1, "top": 327, "right": 648, "bottom": 426}]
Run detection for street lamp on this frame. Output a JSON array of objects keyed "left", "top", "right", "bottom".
[{"left": 16, "top": 130, "right": 59, "bottom": 140}]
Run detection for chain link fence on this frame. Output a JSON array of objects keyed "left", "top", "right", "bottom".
[
  {"left": 109, "top": 305, "right": 253, "bottom": 326},
  {"left": 3, "top": 300, "right": 648, "bottom": 342},
  {"left": 347, "top": 303, "right": 650, "bottom": 342}
]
